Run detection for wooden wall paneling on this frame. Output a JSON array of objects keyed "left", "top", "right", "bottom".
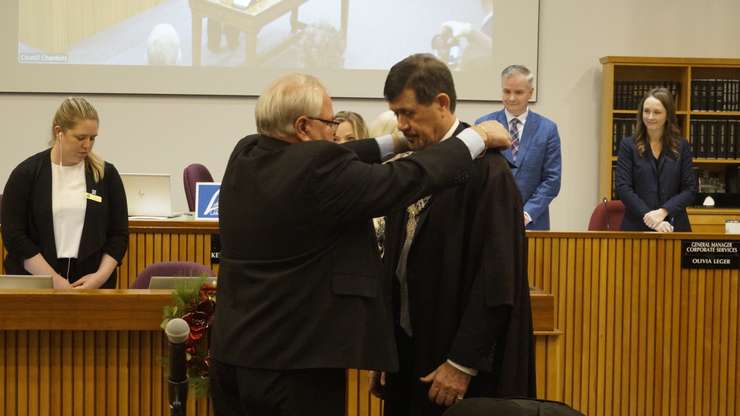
[
  {"left": 154, "top": 233, "right": 163, "bottom": 265},
  {"left": 146, "top": 233, "right": 155, "bottom": 283},
  {"left": 626, "top": 238, "right": 638, "bottom": 416},
  {"left": 106, "top": 332, "right": 118, "bottom": 415},
  {"left": 535, "top": 333, "right": 546, "bottom": 396},
  {"left": 51, "top": 331, "right": 62, "bottom": 416},
  {"left": 720, "top": 267, "right": 732, "bottom": 416},
  {"left": 564, "top": 237, "right": 576, "bottom": 406},
  {"left": 141, "top": 332, "right": 152, "bottom": 415},
  {"left": 646, "top": 239, "right": 658, "bottom": 415},
  {"left": 131, "top": 332, "right": 141, "bottom": 415},
  {"left": 118, "top": 331, "right": 130, "bottom": 416},
  {"left": 659, "top": 241, "right": 673, "bottom": 416},
  {"left": 596, "top": 238, "right": 610, "bottom": 416},
  {"left": 28, "top": 331, "right": 39, "bottom": 416},
  {"left": 588, "top": 238, "right": 600, "bottom": 416},
  {"left": 153, "top": 334, "right": 165, "bottom": 416},
  {"left": 697, "top": 268, "right": 708, "bottom": 415},
  {"left": 710, "top": 269, "right": 723, "bottom": 416},
  {"left": 95, "top": 332, "right": 107, "bottom": 415},
  {"left": 611, "top": 238, "right": 623, "bottom": 415},
  {"left": 73, "top": 331, "right": 84, "bottom": 416},
  {"left": 17, "top": 331, "right": 27, "bottom": 416},
  {"left": 40, "top": 331, "right": 50, "bottom": 415},
  {"left": 179, "top": 232, "right": 188, "bottom": 261},
  {"left": 162, "top": 234, "right": 171, "bottom": 262},
  {"left": 702, "top": 270, "right": 716, "bottom": 415},
  {"left": 6, "top": 331, "right": 16, "bottom": 415},
  {"left": 84, "top": 331, "right": 95, "bottom": 416},
  {"left": 62, "top": 331, "right": 72, "bottom": 416},
  {"left": 668, "top": 241, "right": 681, "bottom": 416},
  {"left": 571, "top": 238, "right": 583, "bottom": 409},
  {"left": 0, "top": 332, "right": 6, "bottom": 413},
  {"left": 729, "top": 269, "right": 739, "bottom": 415}
]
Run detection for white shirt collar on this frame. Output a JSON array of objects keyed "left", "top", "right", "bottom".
[
  {"left": 441, "top": 119, "right": 460, "bottom": 142},
  {"left": 504, "top": 108, "right": 529, "bottom": 126}
]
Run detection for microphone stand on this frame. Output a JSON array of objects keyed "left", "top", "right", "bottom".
[{"left": 165, "top": 319, "right": 190, "bottom": 416}]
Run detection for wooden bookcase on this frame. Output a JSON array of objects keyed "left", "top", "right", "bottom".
[{"left": 599, "top": 56, "right": 740, "bottom": 232}]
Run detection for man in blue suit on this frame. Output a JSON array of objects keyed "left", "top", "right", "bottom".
[{"left": 476, "top": 65, "right": 562, "bottom": 230}]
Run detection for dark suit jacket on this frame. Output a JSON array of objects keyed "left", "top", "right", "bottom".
[
  {"left": 475, "top": 110, "right": 562, "bottom": 230},
  {"left": 383, "top": 123, "right": 536, "bottom": 415},
  {"left": 2, "top": 149, "right": 129, "bottom": 287},
  {"left": 211, "top": 134, "right": 475, "bottom": 372},
  {"left": 615, "top": 137, "right": 698, "bottom": 232}
]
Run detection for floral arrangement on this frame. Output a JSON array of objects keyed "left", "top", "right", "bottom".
[{"left": 161, "top": 277, "right": 216, "bottom": 398}]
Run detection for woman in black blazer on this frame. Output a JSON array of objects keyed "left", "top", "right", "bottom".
[
  {"left": 615, "top": 87, "right": 698, "bottom": 232},
  {"left": 1, "top": 97, "right": 128, "bottom": 288}
]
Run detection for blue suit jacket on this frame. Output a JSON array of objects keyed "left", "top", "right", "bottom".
[
  {"left": 476, "top": 110, "right": 562, "bottom": 230},
  {"left": 615, "top": 137, "right": 697, "bottom": 232}
]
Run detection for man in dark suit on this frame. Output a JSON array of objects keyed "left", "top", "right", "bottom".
[
  {"left": 476, "top": 65, "right": 562, "bottom": 230},
  {"left": 377, "top": 54, "right": 536, "bottom": 416},
  {"left": 209, "top": 72, "right": 511, "bottom": 416}
]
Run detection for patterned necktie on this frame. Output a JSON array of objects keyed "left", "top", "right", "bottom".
[
  {"left": 510, "top": 118, "right": 520, "bottom": 161},
  {"left": 395, "top": 196, "right": 430, "bottom": 337}
]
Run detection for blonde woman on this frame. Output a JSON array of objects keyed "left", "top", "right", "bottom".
[
  {"left": 333, "top": 110, "right": 369, "bottom": 143},
  {"left": 1, "top": 97, "right": 128, "bottom": 288}
]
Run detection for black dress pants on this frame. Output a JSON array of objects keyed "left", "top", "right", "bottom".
[{"left": 210, "top": 359, "right": 345, "bottom": 416}]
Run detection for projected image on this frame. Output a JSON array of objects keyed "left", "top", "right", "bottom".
[{"left": 18, "top": 0, "right": 495, "bottom": 71}]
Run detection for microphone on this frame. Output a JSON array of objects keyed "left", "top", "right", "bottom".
[{"left": 165, "top": 318, "right": 190, "bottom": 416}]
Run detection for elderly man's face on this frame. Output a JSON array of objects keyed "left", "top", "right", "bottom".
[
  {"left": 302, "top": 92, "right": 338, "bottom": 141},
  {"left": 389, "top": 88, "right": 451, "bottom": 151}
]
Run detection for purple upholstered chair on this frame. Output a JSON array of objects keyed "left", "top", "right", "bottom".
[
  {"left": 183, "top": 164, "right": 214, "bottom": 212},
  {"left": 131, "top": 261, "right": 215, "bottom": 289}
]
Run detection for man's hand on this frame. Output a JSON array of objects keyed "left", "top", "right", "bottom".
[
  {"left": 654, "top": 221, "right": 674, "bottom": 233},
  {"left": 420, "top": 362, "right": 471, "bottom": 407},
  {"left": 473, "top": 121, "right": 511, "bottom": 150},
  {"left": 368, "top": 370, "right": 386, "bottom": 399},
  {"left": 643, "top": 208, "right": 668, "bottom": 229}
]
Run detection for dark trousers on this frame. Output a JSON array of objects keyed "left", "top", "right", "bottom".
[
  {"left": 384, "top": 328, "right": 447, "bottom": 416},
  {"left": 210, "top": 359, "right": 345, "bottom": 416}
]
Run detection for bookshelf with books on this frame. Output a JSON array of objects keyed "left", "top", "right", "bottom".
[{"left": 599, "top": 56, "right": 740, "bottom": 232}]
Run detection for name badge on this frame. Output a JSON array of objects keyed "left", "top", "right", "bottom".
[{"left": 86, "top": 192, "right": 102, "bottom": 203}]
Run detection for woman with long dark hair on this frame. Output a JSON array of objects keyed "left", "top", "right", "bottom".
[{"left": 615, "top": 87, "right": 698, "bottom": 232}]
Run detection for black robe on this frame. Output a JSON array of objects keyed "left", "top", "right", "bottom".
[{"left": 383, "top": 126, "right": 536, "bottom": 415}]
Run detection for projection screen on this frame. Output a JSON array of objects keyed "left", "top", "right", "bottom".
[{"left": 0, "top": 0, "right": 539, "bottom": 100}]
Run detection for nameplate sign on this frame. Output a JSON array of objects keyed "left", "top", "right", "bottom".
[
  {"left": 195, "top": 182, "right": 221, "bottom": 221},
  {"left": 681, "top": 240, "right": 739, "bottom": 269}
]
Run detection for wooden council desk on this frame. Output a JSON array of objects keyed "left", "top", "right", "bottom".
[{"left": 1, "top": 223, "right": 737, "bottom": 415}]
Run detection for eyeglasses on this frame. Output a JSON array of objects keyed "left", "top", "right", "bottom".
[{"left": 308, "top": 116, "right": 341, "bottom": 131}]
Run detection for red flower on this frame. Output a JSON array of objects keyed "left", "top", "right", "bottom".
[{"left": 182, "top": 311, "right": 208, "bottom": 342}]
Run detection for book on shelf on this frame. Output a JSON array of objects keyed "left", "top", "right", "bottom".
[
  {"left": 689, "top": 119, "right": 740, "bottom": 158},
  {"left": 611, "top": 117, "right": 636, "bottom": 155},
  {"left": 691, "top": 79, "right": 740, "bottom": 111},
  {"left": 613, "top": 80, "right": 680, "bottom": 110}
]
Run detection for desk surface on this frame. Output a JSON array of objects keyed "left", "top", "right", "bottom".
[{"left": 0, "top": 289, "right": 556, "bottom": 333}]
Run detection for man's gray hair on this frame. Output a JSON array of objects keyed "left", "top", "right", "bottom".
[
  {"left": 501, "top": 64, "right": 534, "bottom": 87},
  {"left": 255, "top": 74, "right": 326, "bottom": 138}
]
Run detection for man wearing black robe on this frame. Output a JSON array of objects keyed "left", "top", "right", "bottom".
[{"left": 378, "top": 54, "right": 536, "bottom": 416}]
